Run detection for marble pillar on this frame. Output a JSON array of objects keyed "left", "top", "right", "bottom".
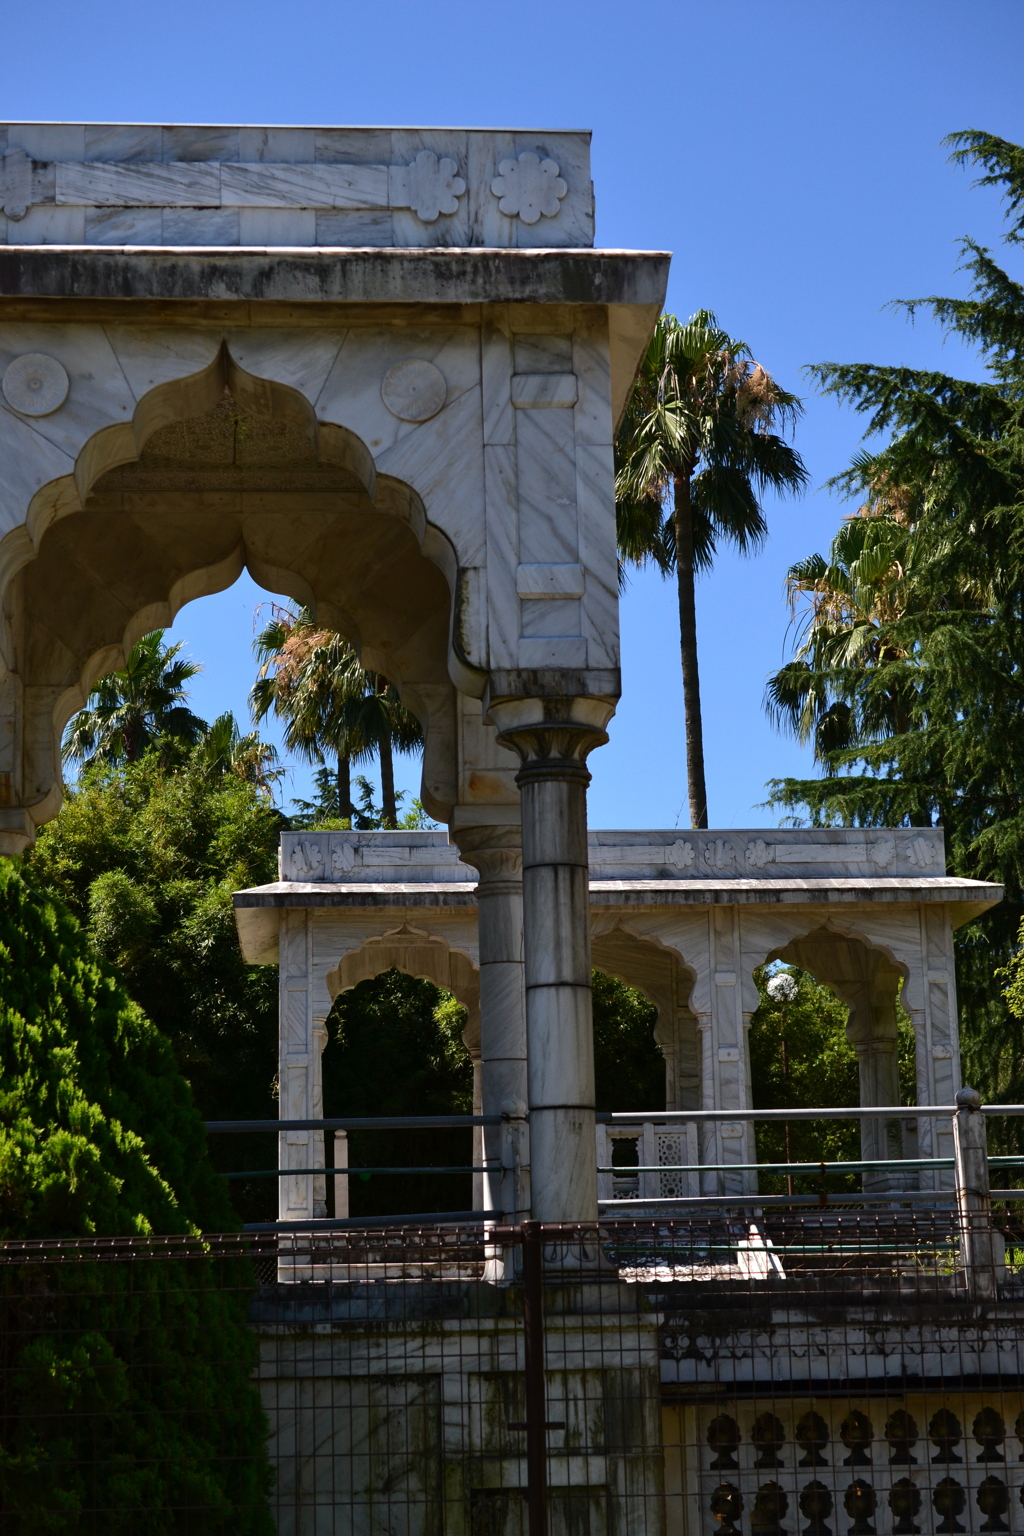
[
  {"left": 452, "top": 823, "right": 528, "bottom": 1218},
  {"left": 494, "top": 715, "right": 609, "bottom": 1224}
]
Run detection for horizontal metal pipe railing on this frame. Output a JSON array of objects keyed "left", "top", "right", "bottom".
[
  {"left": 205, "top": 1104, "right": 1024, "bottom": 1134},
  {"left": 243, "top": 1209, "right": 490, "bottom": 1232},
  {"left": 604, "top": 1106, "right": 958, "bottom": 1122},
  {"left": 203, "top": 1103, "right": 1024, "bottom": 1225},
  {"left": 597, "top": 1190, "right": 965, "bottom": 1209},
  {"left": 205, "top": 1114, "right": 502, "bottom": 1133},
  {"left": 225, "top": 1165, "right": 486, "bottom": 1179}
]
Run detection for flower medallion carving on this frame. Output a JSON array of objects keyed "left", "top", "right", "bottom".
[
  {"left": 331, "top": 842, "right": 356, "bottom": 877},
  {"left": 668, "top": 839, "right": 696, "bottom": 871},
  {"left": 290, "top": 840, "right": 324, "bottom": 879},
  {"left": 905, "top": 835, "right": 939, "bottom": 869},
  {"left": 703, "top": 838, "right": 736, "bottom": 872},
  {"left": 391, "top": 150, "right": 466, "bottom": 222},
  {"left": 490, "top": 152, "right": 567, "bottom": 224},
  {"left": 870, "top": 834, "right": 897, "bottom": 867}
]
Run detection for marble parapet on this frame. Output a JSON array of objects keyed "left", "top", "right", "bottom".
[
  {"left": 277, "top": 826, "right": 956, "bottom": 885},
  {"left": 233, "top": 829, "right": 1002, "bottom": 962},
  {"left": 0, "top": 124, "right": 595, "bottom": 249}
]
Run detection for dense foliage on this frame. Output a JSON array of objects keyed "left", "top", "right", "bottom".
[
  {"left": 0, "top": 860, "right": 273, "bottom": 1531},
  {"left": 28, "top": 754, "right": 281, "bottom": 1125},
  {"left": 322, "top": 970, "right": 475, "bottom": 1218},
  {"left": 764, "top": 131, "right": 1024, "bottom": 1115},
  {"left": 0, "top": 859, "right": 232, "bottom": 1239},
  {"left": 592, "top": 972, "right": 666, "bottom": 1112},
  {"left": 26, "top": 750, "right": 283, "bottom": 1222},
  {"left": 321, "top": 968, "right": 666, "bottom": 1218}
]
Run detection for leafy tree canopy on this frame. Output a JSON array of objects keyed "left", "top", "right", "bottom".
[
  {"left": 763, "top": 130, "right": 1024, "bottom": 1114},
  {"left": 27, "top": 747, "right": 283, "bottom": 1222},
  {"left": 0, "top": 861, "right": 274, "bottom": 1532}
]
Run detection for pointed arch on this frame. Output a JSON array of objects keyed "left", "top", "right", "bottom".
[{"left": 0, "top": 336, "right": 475, "bottom": 842}]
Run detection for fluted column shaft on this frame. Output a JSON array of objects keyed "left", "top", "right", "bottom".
[
  {"left": 493, "top": 720, "right": 607, "bottom": 1223},
  {"left": 452, "top": 826, "right": 528, "bottom": 1215}
]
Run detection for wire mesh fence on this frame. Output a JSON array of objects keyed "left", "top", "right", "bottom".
[{"left": 2, "top": 1213, "right": 1024, "bottom": 1533}]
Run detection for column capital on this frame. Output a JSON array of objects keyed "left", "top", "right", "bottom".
[
  {"left": 486, "top": 695, "right": 614, "bottom": 775},
  {"left": 450, "top": 821, "right": 523, "bottom": 886},
  {"left": 487, "top": 699, "right": 613, "bottom": 789}
]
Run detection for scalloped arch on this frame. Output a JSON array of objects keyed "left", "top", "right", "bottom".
[{"left": 0, "top": 339, "right": 471, "bottom": 844}]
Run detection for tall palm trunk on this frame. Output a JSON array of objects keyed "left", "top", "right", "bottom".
[
  {"left": 673, "top": 472, "right": 709, "bottom": 829},
  {"left": 379, "top": 732, "right": 397, "bottom": 827},
  {"left": 336, "top": 751, "right": 354, "bottom": 823}
]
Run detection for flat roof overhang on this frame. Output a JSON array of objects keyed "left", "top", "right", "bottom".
[
  {"left": 232, "top": 876, "right": 1003, "bottom": 964},
  {"left": 0, "top": 245, "right": 670, "bottom": 424}
]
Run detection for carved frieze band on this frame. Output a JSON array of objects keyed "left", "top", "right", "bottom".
[
  {"left": 2, "top": 146, "right": 568, "bottom": 226},
  {"left": 587, "top": 830, "right": 945, "bottom": 878}
]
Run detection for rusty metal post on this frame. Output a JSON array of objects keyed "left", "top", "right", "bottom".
[{"left": 521, "top": 1219, "right": 548, "bottom": 1536}]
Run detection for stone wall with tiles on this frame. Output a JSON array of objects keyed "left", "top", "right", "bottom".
[
  {"left": 664, "top": 1395, "right": 1024, "bottom": 1536},
  {"left": 659, "top": 1275, "right": 1024, "bottom": 1536},
  {"left": 0, "top": 123, "right": 594, "bottom": 247}
]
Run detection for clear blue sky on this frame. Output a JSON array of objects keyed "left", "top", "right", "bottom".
[{"left": 9, "top": 0, "right": 1023, "bottom": 827}]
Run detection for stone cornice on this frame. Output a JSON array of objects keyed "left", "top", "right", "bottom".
[{"left": 0, "top": 246, "right": 670, "bottom": 308}]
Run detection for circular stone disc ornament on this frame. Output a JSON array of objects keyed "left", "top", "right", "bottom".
[
  {"left": 380, "top": 359, "right": 447, "bottom": 422},
  {"left": 2, "top": 353, "right": 70, "bottom": 417}
]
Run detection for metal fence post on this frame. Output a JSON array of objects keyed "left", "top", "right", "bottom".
[
  {"left": 521, "top": 1219, "right": 548, "bottom": 1536},
  {"left": 953, "top": 1087, "right": 1005, "bottom": 1301}
]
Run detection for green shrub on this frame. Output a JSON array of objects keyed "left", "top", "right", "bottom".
[{"left": 0, "top": 860, "right": 273, "bottom": 1531}]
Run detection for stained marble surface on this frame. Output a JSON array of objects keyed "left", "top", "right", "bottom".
[
  {"left": 262, "top": 827, "right": 969, "bottom": 886},
  {"left": 1, "top": 122, "right": 595, "bottom": 247}
]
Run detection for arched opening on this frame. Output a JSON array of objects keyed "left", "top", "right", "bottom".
[
  {"left": 2, "top": 350, "right": 462, "bottom": 837},
  {"left": 752, "top": 925, "right": 918, "bottom": 1192},
  {"left": 590, "top": 924, "right": 696, "bottom": 1198},
  {"left": 591, "top": 924, "right": 698, "bottom": 1112},
  {"left": 321, "top": 928, "right": 480, "bottom": 1219}
]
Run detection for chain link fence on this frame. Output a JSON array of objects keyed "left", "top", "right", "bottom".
[{"left": 3, "top": 1213, "right": 1024, "bottom": 1533}]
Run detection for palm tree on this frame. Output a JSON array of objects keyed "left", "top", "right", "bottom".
[
  {"left": 765, "top": 493, "right": 920, "bottom": 763},
  {"left": 250, "top": 606, "right": 423, "bottom": 827},
  {"left": 62, "top": 631, "right": 206, "bottom": 770},
  {"left": 615, "top": 311, "right": 808, "bottom": 827},
  {"left": 195, "top": 710, "right": 284, "bottom": 795}
]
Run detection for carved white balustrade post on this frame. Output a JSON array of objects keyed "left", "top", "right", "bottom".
[
  {"left": 493, "top": 711, "right": 610, "bottom": 1224},
  {"left": 452, "top": 824, "right": 528, "bottom": 1218},
  {"left": 953, "top": 1086, "right": 1004, "bottom": 1301}
]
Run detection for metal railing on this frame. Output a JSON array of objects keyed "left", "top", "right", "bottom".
[{"left": 205, "top": 1094, "right": 1024, "bottom": 1289}]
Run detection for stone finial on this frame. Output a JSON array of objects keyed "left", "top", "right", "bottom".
[{"left": 956, "top": 1085, "right": 982, "bottom": 1111}]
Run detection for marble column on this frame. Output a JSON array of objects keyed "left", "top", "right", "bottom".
[
  {"left": 493, "top": 714, "right": 609, "bottom": 1224},
  {"left": 452, "top": 822, "right": 528, "bottom": 1217}
]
